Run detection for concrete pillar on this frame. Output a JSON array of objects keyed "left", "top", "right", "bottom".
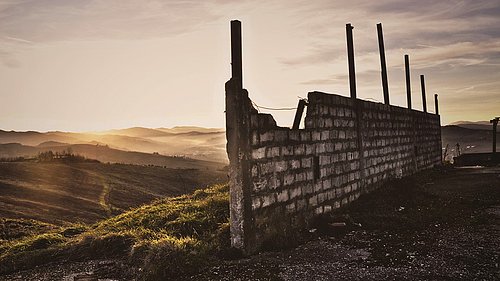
[
  {"left": 377, "top": 23, "right": 389, "bottom": 105},
  {"left": 231, "top": 20, "right": 243, "bottom": 90},
  {"left": 405, "top": 55, "right": 412, "bottom": 109},
  {"left": 346, "top": 23, "right": 357, "bottom": 99},
  {"left": 434, "top": 94, "right": 439, "bottom": 115},
  {"left": 420, "top": 75, "right": 427, "bottom": 113}
]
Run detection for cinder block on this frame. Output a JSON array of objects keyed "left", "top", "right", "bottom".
[
  {"left": 284, "top": 173, "right": 295, "bottom": 186},
  {"left": 312, "top": 131, "right": 321, "bottom": 141},
  {"left": 252, "top": 147, "right": 266, "bottom": 160},
  {"left": 309, "top": 195, "right": 318, "bottom": 206},
  {"left": 260, "top": 132, "right": 274, "bottom": 143},
  {"left": 266, "top": 147, "right": 280, "bottom": 158},
  {"left": 261, "top": 193, "right": 276, "bottom": 208},
  {"left": 289, "top": 186, "right": 302, "bottom": 199},
  {"left": 294, "top": 144, "right": 306, "bottom": 155},
  {"left": 300, "top": 131, "right": 311, "bottom": 141},
  {"left": 302, "top": 157, "right": 312, "bottom": 168},
  {"left": 277, "top": 189, "right": 289, "bottom": 202}
]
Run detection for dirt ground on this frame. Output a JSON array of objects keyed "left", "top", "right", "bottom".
[
  {"left": 2, "top": 166, "right": 499, "bottom": 280},
  {"left": 192, "top": 166, "right": 500, "bottom": 281}
]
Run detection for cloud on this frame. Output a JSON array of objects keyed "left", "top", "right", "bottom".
[
  {"left": 279, "top": 0, "right": 500, "bottom": 67},
  {"left": 0, "top": 0, "right": 229, "bottom": 43}
]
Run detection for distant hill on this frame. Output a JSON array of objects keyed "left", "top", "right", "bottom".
[
  {"left": 98, "top": 127, "right": 174, "bottom": 138},
  {"left": 37, "top": 141, "right": 69, "bottom": 147},
  {"left": 0, "top": 126, "right": 227, "bottom": 163},
  {"left": 0, "top": 162, "right": 226, "bottom": 225},
  {"left": 0, "top": 143, "right": 225, "bottom": 170},
  {"left": 449, "top": 120, "right": 493, "bottom": 131},
  {"left": 441, "top": 125, "right": 499, "bottom": 161}
]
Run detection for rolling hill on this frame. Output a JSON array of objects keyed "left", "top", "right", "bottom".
[
  {"left": 0, "top": 126, "right": 227, "bottom": 163},
  {"left": 0, "top": 161, "right": 226, "bottom": 225},
  {"left": 0, "top": 143, "right": 225, "bottom": 170}
]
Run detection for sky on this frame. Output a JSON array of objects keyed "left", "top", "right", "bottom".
[{"left": 0, "top": 0, "right": 499, "bottom": 132}]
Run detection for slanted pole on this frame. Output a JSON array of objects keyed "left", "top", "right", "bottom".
[
  {"left": 292, "top": 99, "right": 308, "bottom": 130},
  {"left": 346, "top": 23, "right": 357, "bottom": 99},
  {"left": 377, "top": 23, "right": 389, "bottom": 105},
  {"left": 434, "top": 94, "right": 439, "bottom": 115},
  {"left": 405, "top": 55, "right": 412, "bottom": 109},
  {"left": 231, "top": 20, "right": 243, "bottom": 90},
  {"left": 420, "top": 75, "right": 427, "bottom": 113}
]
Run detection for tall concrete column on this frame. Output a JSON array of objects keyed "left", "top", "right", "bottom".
[
  {"left": 405, "top": 55, "right": 412, "bottom": 109},
  {"left": 231, "top": 20, "right": 243, "bottom": 90},
  {"left": 420, "top": 75, "right": 427, "bottom": 113},
  {"left": 377, "top": 23, "right": 389, "bottom": 105},
  {"left": 346, "top": 23, "right": 357, "bottom": 99}
]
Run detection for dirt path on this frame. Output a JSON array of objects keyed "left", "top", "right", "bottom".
[
  {"left": 192, "top": 167, "right": 500, "bottom": 280},
  {"left": 97, "top": 175, "right": 112, "bottom": 217}
]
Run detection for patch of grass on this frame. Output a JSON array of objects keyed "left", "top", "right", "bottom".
[
  {"left": 0, "top": 183, "right": 230, "bottom": 279},
  {"left": 0, "top": 218, "right": 59, "bottom": 241}
]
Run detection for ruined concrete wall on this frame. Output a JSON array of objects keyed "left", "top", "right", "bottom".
[{"left": 226, "top": 83, "right": 442, "bottom": 254}]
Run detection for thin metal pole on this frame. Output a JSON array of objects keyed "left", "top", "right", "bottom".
[
  {"left": 405, "top": 55, "right": 412, "bottom": 109},
  {"left": 377, "top": 23, "right": 389, "bottom": 105},
  {"left": 230, "top": 20, "right": 242, "bottom": 89},
  {"left": 346, "top": 23, "right": 357, "bottom": 99},
  {"left": 420, "top": 75, "right": 427, "bottom": 113},
  {"left": 434, "top": 94, "right": 439, "bottom": 115}
]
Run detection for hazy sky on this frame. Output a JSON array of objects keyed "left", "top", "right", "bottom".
[{"left": 0, "top": 0, "right": 499, "bottom": 132}]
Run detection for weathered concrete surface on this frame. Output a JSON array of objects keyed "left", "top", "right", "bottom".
[
  {"left": 226, "top": 86, "right": 442, "bottom": 253},
  {"left": 193, "top": 166, "right": 500, "bottom": 280}
]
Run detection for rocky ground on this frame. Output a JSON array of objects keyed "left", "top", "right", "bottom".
[
  {"left": 1, "top": 166, "right": 499, "bottom": 280},
  {"left": 192, "top": 166, "right": 500, "bottom": 281}
]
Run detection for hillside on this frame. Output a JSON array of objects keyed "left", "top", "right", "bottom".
[
  {"left": 0, "top": 143, "right": 225, "bottom": 170},
  {"left": 441, "top": 125, "right": 499, "bottom": 156},
  {"left": 0, "top": 162, "right": 226, "bottom": 225},
  {"left": 0, "top": 126, "right": 227, "bottom": 163},
  {"left": 449, "top": 120, "right": 492, "bottom": 131},
  {"left": 0, "top": 183, "right": 231, "bottom": 279}
]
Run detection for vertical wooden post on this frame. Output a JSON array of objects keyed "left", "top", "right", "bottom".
[
  {"left": 434, "top": 94, "right": 439, "bottom": 115},
  {"left": 346, "top": 23, "right": 357, "bottom": 99},
  {"left": 377, "top": 23, "right": 389, "bottom": 105},
  {"left": 292, "top": 99, "right": 307, "bottom": 130},
  {"left": 405, "top": 55, "right": 412, "bottom": 109},
  {"left": 231, "top": 20, "right": 243, "bottom": 90},
  {"left": 420, "top": 75, "right": 427, "bottom": 113}
]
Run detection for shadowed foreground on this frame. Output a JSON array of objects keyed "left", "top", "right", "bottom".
[{"left": 194, "top": 166, "right": 500, "bottom": 281}]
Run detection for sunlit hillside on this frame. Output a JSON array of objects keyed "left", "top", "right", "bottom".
[
  {"left": 0, "top": 162, "right": 226, "bottom": 225},
  {"left": 0, "top": 126, "right": 227, "bottom": 163}
]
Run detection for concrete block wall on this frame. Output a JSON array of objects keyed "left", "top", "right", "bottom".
[{"left": 226, "top": 81, "right": 442, "bottom": 254}]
